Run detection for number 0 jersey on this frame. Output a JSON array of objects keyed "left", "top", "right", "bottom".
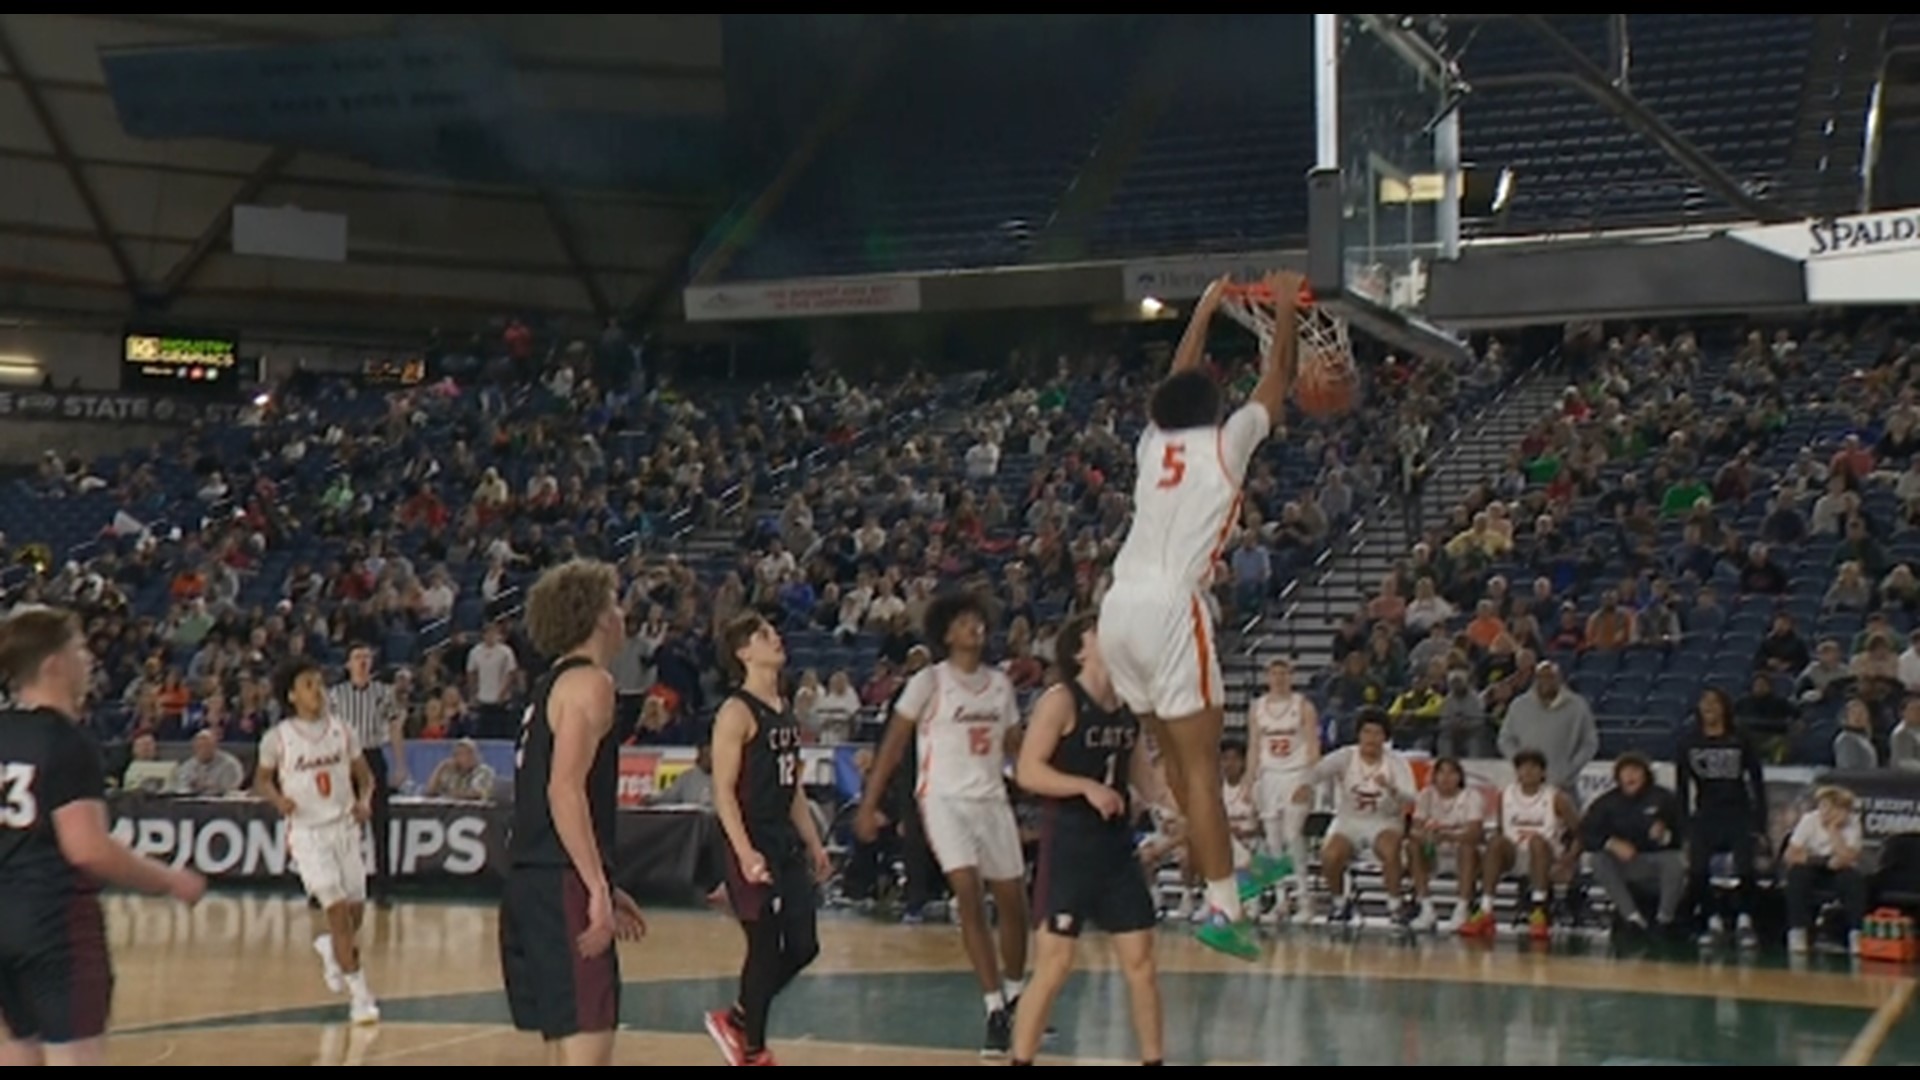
[
  {"left": 894, "top": 661, "right": 1020, "bottom": 802},
  {"left": 1111, "top": 401, "right": 1272, "bottom": 592},
  {"left": 0, "top": 706, "right": 108, "bottom": 898},
  {"left": 258, "top": 716, "right": 360, "bottom": 830}
]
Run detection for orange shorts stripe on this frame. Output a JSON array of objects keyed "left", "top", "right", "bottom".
[{"left": 1188, "top": 595, "right": 1215, "bottom": 709}]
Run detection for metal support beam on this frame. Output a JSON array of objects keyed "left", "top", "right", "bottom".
[
  {"left": 157, "top": 145, "right": 298, "bottom": 303},
  {"left": 1509, "top": 16, "right": 1793, "bottom": 223},
  {"left": 0, "top": 19, "right": 143, "bottom": 300},
  {"left": 537, "top": 187, "right": 612, "bottom": 321},
  {"left": 1608, "top": 14, "right": 1631, "bottom": 91}
]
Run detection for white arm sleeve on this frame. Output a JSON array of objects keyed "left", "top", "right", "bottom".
[
  {"left": 256, "top": 726, "right": 281, "bottom": 769},
  {"left": 893, "top": 667, "right": 936, "bottom": 724},
  {"left": 1220, "top": 402, "right": 1274, "bottom": 485}
]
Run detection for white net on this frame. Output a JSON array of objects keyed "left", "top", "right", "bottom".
[{"left": 1219, "top": 289, "right": 1356, "bottom": 380}]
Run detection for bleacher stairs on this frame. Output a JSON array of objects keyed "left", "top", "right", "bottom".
[{"left": 1244, "top": 364, "right": 1566, "bottom": 705}]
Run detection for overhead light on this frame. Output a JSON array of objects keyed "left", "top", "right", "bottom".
[
  {"left": 1490, "top": 166, "right": 1515, "bottom": 214},
  {"left": 1139, "top": 297, "right": 1166, "bottom": 317},
  {"left": 0, "top": 354, "right": 39, "bottom": 374}
]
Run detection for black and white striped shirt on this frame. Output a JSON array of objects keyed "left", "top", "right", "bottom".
[{"left": 328, "top": 678, "right": 398, "bottom": 751}]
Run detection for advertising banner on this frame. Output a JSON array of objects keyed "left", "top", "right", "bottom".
[
  {"left": 1728, "top": 208, "right": 1920, "bottom": 305},
  {"left": 683, "top": 277, "right": 922, "bottom": 322}
]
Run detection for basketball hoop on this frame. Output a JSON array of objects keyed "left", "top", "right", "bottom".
[{"left": 1218, "top": 280, "right": 1360, "bottom": 419}]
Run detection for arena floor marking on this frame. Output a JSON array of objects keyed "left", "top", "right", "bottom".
[
  {"left": 95, "top": 895, "right": 1913, "bottom": 1066},
  {"left": 1838, "top": 977, "right": 1916, "bottom": 1066}
]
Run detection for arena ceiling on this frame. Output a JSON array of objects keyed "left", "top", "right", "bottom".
[{"left": 0, "top": 14, "right": 727, "bottom": 339}]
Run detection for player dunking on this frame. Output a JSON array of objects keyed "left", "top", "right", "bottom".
[
  {"left": 499, "top": 560, "right": 647, "bottom": 1067},
  {"left": 257, "top": 658, "right": 380, "bottom": 1024},
  {"left": 1011, "top": 612, "right": 1164, "bottom": 1067},
  {"left": 705, "top": 613, "right": 829, "bottom": 1066},
  {"left": 857, "top": 591, "right": 1030, "bottom": 1057},
  {"left": 1098, "top": 271, "right": 1299, "bottom": 959},
  {"left": 0, "top": 605, "right": 206, "bottom": 1066}
]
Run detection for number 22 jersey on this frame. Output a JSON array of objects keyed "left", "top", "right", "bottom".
[{"left": 894, "top": 661, "right": 1020, "bottom": 802}]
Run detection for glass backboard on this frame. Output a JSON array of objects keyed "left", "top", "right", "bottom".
[{"left": 1316, "top": 13, "right": 1458, "bottom": 318}]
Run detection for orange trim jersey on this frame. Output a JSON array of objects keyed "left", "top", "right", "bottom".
[
  {"left": 1111, "top": 402, "right": 1271, "bottom": 593},
  {"left": 895, "top": 661, "right": 1020, "bottom": 802}
]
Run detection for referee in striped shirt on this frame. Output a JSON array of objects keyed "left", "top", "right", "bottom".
[{"left": 329, "top": 643, "right": 409, "bottom": 906}]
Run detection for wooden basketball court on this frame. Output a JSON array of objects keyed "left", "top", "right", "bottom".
[{"left": 87, "top": 891, "right": 1919, "bottom": 1066}]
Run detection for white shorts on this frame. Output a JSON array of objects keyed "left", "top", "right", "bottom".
[
  {"left": 290, "top": 821, "right": 367, "bottom": 908},
  {"left": 1508, "top": 834, "right": 1563, "bottom": 878},
  {"left": 1098, "top": 581, "right": 1222, "bottom": 720},
  {"left": 1327, "top": 815, "right": 1403, "bottom": 855},
  {"left": 920, "top": 795, "right": 1025, "bottom": 883},
  {"left": 1253, "top": 769, "right": 1312, "bottom": 821}
]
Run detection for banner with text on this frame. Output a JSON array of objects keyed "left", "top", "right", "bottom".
[
  {"left": 0, "top": 389, "right": 246, "bottom": 426},
  {"left": 682, "top": 277, "right": 922, "bottom": 322},
  {"left": 1728, "top": 207, "right": 1920, "bottom": 305},
  {"left": 1121, "top": 250, "right": 1299, "bottom": 303},
  {"left": 108, "top": 795, "right": 724, "bottom": 903}
]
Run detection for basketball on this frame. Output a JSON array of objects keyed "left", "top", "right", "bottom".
[{"left": 1296, "top": 349, "right": 1358, "bottom": 417}]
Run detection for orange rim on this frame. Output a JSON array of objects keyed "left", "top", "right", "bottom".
[{"left": 1222, "top": 281, "right": 1314, "bottom": 308}]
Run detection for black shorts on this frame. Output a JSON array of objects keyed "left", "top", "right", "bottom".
[
  {"left": 499, "top": 867, "right": 620, "bottom": 1040},
  {"left": 0, "top": 892, "right": 113, "bottom": 1044},
  {"left": 724, "top": 836, "right": 815, "bottom": 926},
  {"left": 1031, "top": 816, "right": 1157, "bottom": 939}
]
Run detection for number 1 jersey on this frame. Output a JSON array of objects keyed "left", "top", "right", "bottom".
[
  {"left": 1111, "top": 401, "right": 1272, "bottom": 592},
  {"left": 0, "top": 706, "right": 108, "bottom": 897}
]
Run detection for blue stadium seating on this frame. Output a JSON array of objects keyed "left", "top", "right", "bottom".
[
  {"left": 1460, "top": 15, "right": 1811, "bottom": 231},
  {"left": 729, "top": 19, "right": 1152, "bottom": 280},
  {"left": 725, "top": 14, "right": 1833, "bottom": 276}
]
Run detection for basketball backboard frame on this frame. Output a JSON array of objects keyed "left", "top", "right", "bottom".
[{"left": 1306, "top": 12, "right": 1471, "bottom": 366}]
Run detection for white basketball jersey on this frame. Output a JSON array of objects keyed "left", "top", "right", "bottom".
[
  {"left": 1500, "top": 784, "right": 1559, "bottom": 843},
  {"left": 1224, "top": 778, "right": 1259, "bottom": 836},
  {"left": 1111, "top": 402, "right": 1272, "bottom": 591},
  {"left": 899, "top": 661, "right": 1019, "bottom": 802},
  {"left": 1332, "top": 747, "right": 1410, "bottom": 820},
  {"left": 1416, "top": 786, "right": 1484, "bottom": 832},
  {"left": 267, "top": 717, "right": 358, "bottom": 830},
  {"left": 1251, "top": 693, "right": 1311, "bottom": 775}
]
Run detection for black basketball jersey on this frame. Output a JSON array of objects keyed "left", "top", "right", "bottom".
[
  {"left": 1046, "top": 681, "right": 1138, "bottom": 830},
  {"left": 509, "top": 656, "right": 619, "bottom": 870},
  {"left": 0, "top": 706, "right": 108, "bottom": 897},
  {"left": 733, "top": 689, "right": 803, "bottom": 850}
]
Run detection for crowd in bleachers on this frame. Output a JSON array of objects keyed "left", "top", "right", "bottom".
[
  {"left": 0, "top": 317, "right": 1501, "bottom": 769},
  {"left": 1312, "top": 314, "right": 1920, "bottom": 774}
]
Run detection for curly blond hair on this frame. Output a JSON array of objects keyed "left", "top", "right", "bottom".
[{"left": 524, "top": 560, "right": 620, "bottom": 659}]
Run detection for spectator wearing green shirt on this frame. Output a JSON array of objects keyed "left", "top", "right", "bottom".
[{"left": 1660, "top": 474, "right": 1710, "bottom": 517}]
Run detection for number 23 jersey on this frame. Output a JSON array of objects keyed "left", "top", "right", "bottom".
[
  {"left": 895, "top": 661, "right": 1020, "bottom": 802},
  {"left": 0, "top": 706, "right": 108, "bottom": 897}
]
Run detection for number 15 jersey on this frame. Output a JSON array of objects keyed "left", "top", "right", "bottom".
[
  {"left": 1112, "top": 401, "right": 1273, "bottom": 592},
  {"left": 895, "top": 661, "right": 1019, "bottom": 803}
]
